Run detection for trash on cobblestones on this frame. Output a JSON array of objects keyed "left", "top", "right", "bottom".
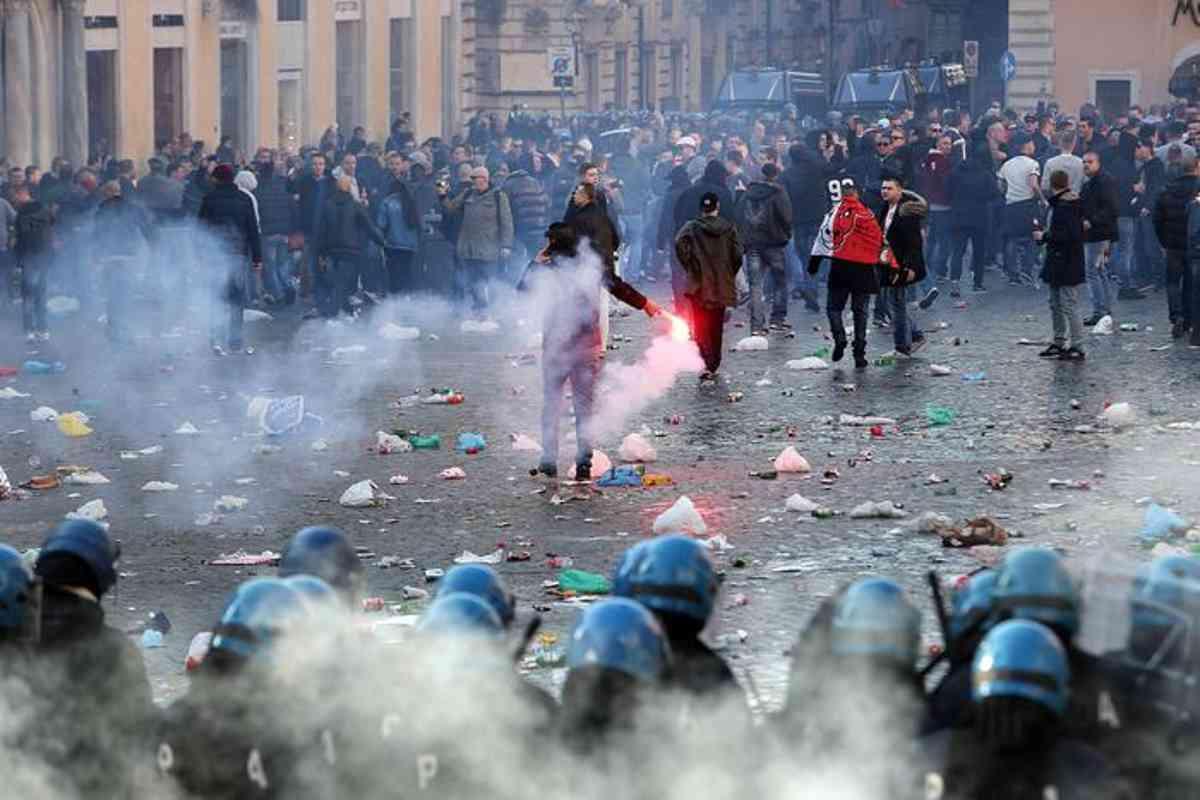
[
  {"left": 750, "top": 469, "right": 778, "bottom": 480},
  {"left": 929, "top": 364, "right": 952, "bottom": 376},
  {"left": 0, "top": 387, "right": 30, "bottom": 399},
  {"left": 255, "top": 444, "right": 283, "bottom": 455},
  {"left": 785, "top": 494, "right": 819, "bottom": 513},
  {"left": 569, "top": 451, "right": 612, "bottom": 479},
  {"left": 653, "top": 495, "right": 707, "bottom": 536},
  {"left": 1100, "top": 402, "right": 1136, "bottom": 430},
  {"left": 786, "top": 357, "right": 829, "bottom": 371},
  {"left": 119, "top": 445, "right": 163, "bottom": 460},
  {"left": 141, "top": 481, "right": 179, "bottom": 492},
  {"left": 558, "top": 569, "right": 611, "bottom": 595},
  {"left": 961, "top": 372, "right": 987, "bottom": 382},
  {"left": 311, "top": 438, "right": 329, "bottom": 452},
  {"left": 461, "top": 319, "right": 500, "bottom": 333},
  {"left": 982, "top": 469, "right": 1014, "bottom": 491},
  {"left": 63, "top": 470, "right": 109, "bottom": 485},
  {"left": 727, "top": 391, "right": 745, "bottom": 403},
  {"left": 702, "top": 534, "right": 734, "bottom": 553},
  {"left": 755, "top": 377, "right": 774, "bottom": 387},
  {"left": 597, "top": 467, "right": 643, "bottom": 488},
  {"left": 941, "top": 517, "right": 1008, "bottom": 548},
  {"left": 421, "top": 390, "right": 464, "bottom": 405},
  {"left": 22, "top": 360, "right": 65, "bottom": 375},
  {"left": 175, "top": 421, "right": 201, "bottom": 435},
  {"left": 1119, "top": 322, "right": 1139, "bottom": 332},
  {"left": 642, "top": 473, "right": 673, "bottom": 487},
  {"left": 875, "top": 353, "right": 897, "bottom": 367},
  {"left": 46, "top": 295, "right": 80, "bottom": 314},
  {"left": 0, "top": 468, "right": 12, "bottom": 501},
  {"left": 374, "top": 556, "right": 416, "bottom": 569},
  {"left": 140, "top": 629, "right": 164, "bottom": 649},
  {"left": 243, "top": 309, "right": 273, "bottom": 322},
  {"left": 440, "top": 467, "right": 467, "bottom": 480},
  {"left": 56, "top": 412, "right": 92, "bottom": 437},
  {"left": 1048, "top": 479, "right": 1090, "bottom": 490},
  {"left": 375, "top": 431, "right": 413, "bottom": 454},
  {"left": 902, "top": 511, "right": 957, "bottom": 534},
  {"left": 22, "top": 474, "right": 60, "bottom": 490},
  {"left": 849, "top": 500, "right": 908, "bottom": 519},
  {"left": 1140, "top": 503, "right": 1190, "bottom": 543},
  {"left": 734, "top": 335, "right": 769, "bottom": 351},
  {"left": 185, "top": 632, "right": 211, "bottom": 671},
  {"left": 388, "top": 474, "right": 410, "bottom": 485},
  {"left": 456, "top": 433, "right": 487, "bottom": 453},
  {"left": 454, "top": 548, "right": 505, "bottom": 565},
  {"left": 511, "top": 433, "right": 542, "bottom": 452},
  {"left": 362, "top": 597, "right": 386, "bottom": 612},
  {"left": 408, "top": 434, "right": 442, "bottom": 449},
  {"left": 774, "top": 447, "right": 812, "bottom": 473},
  {"left": 618, "top": 433, "right": 658, "bottom": 462},
  {"left": 664, "top": 413, "right": 685, "bottom": 425},
  {"left": 210, "top": 550, "right": 280, "bottom": 566},
  {"left": 66, "top": 498, "right": 107, "bottom": 522},
  {"left": 927, "top": 406, "right": 956, "bottom": 426},
  {"left": 379, "top": 323, "right": 421, "bottom": 340},
  {"left": 340, "top": 479, "right": 386, "bottom": 507},
  {"left": 30, "top": 406, "right": 58, "bottom": 422},
  {"left": 1165, "top": 421, "right": 1200, "bottom": 431},
  {"left": 331, "top": 344, "right": 367, "bottom": 361},
  {"left": 926, "top": 473, "right": 947, "bottom": 484},
  {"left": 1092, "top": 315, "right": 1115, "bottom": 335},
  {"left": 258, "top": 396, "right": 306, "bottom": 435},
  {"left": 214, "top": 495, "right": 249, "bottom": 512},
  {"left": 839, "top": 414, "right": 897, "bottom": 426},
  {"left": 194, "top": 513, "right": 221, "bottom": 527}
]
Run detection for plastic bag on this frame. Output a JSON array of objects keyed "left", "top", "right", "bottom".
[
  {"left": 30, "top": 406, "right": 58, "bottom": 422},
  {"left": 141, "top": 481, "right": 179, "bottom": 492},
  {"left": 1140, "top": 503, "right": 1190, "bottom": 542},
  {"left": 927, "top": 406, "right": 956, "bottom": 426},
  {"left": 734, "top": 335, "right": 769, "bottom": 352},
  {"left": 653, "top": 495, "right": 707, "bottom": 536},
  {"left": 262, "top": 396, "right": 305, "bottom": 435},
  {"left": 339, "top": 480, "right": 386, "bottom": 507},
  {"left": 596, "top": 467, "right": 644, "bottom": 488},
  {"left": 66, "top": 498, "right": 108, "bottom": 522},
  {"left": 454, "top": 548, "right": 505, "bottom": 565},
  {"left": 440, "top": 467, "right": 467, "bottom": 480},
  {"left": 839, "top": 414, "right": 897, "bottom": 426},
  {"left": 773, "top": 446, "right": 812, "bottom": 473},
  {"left": 849, "top": 500, "right": 908, "bottom": 519},
  {"left": 63, "top": 470, "right": 110, "bottom": 485},
  {"left": 929, "top": 364, "right": 953, "bottom": 376},
  {"left": 56, "top": 412, "right": 93, "bottom": 437},
  {"left": 618, "top": 433, "right": 658, "bottom": 463},
  {"left": 569, "top": 451, "right": 613, "bottom": 479},
  {"left": 456, "top": 433, "right": 487, "bottom": 453},
  {"left": 379, "top": 322, "right": 420, "bottom": 340},
  {"left": 510, "top": 433, "right": 542, "bottom": 452},
  {"left": 786, "top": 357, "right": 829, "bottom": 371},
  {"left": 243, "top": 308, "right": 273, "bottom": 322},
  {"left": 175, "top": 422, "right": 201, "bottom": 435},
  {"left": 461, "top": 319, "right": 500, "bottom": 333},
  {"left": 0, "top": 387, "right": 30, "bottom": 399},
  {"left": 376, "top": 431, "right": 413, "bottom": 454},
  {"left": 1092, "top": 315, "right": 1114, "bottom": 335},
  {"left": 558, "top": 569, "right": 611, "bottom": 595},
  {"left": 1100, "top": 402, "right": 1136, "bottom": 430},
  {"left": 785, "top": 494, "right": 819, "bottom": 513}
]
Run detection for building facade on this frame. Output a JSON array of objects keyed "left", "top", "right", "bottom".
[{"left": 0, "top": 0, "right": 460, "bottom": 168}]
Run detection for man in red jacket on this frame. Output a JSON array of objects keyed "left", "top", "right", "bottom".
[{"left": 808, "top": 178, "right": 888, "bottom": 369}]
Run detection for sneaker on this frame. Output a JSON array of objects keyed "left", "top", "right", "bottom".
[
  {"left": 832, "top": 339, "right": 847, "bottom": 363},
  {"left": 1082, "top": 313, "right": 1106, "bottom": 327},
  {"left": 1039, "top": 344, "right": 1066, "bottom": 358},
  {"left": 1172, "top": 320, "right": 1190, "bottom": 339},
  {"left": 751, "top": 329, "right": 769, "bottom": 337},
  {"left": 769, "top": 321, "right": 793, "bottom": 331},
  {"left": 909, "top": 335, "right": 927, "bottom": 354},
  {"left": 1019, "top": 273, "right": 1040, "bottom": 288},
  {"left": 25, "top": 332, "right": 37, "bottom": 343},
  {"left": 873, "top": 317, "right": 891, "bottom": 329},
  {"left": 854, "top": 354, "right": 869, "bottom": 369},
  {"left": 574, "top": 464, "right": 592, "bottom": 482},
  {"left": 895, "top": 346, "right": 912, "bottom": 357},
  {"left": 918, "top": 287, "right": 940, "bottom": 310},
  {"left": 699, "top": 371, "right": 716, "bottom": 383},
  {"left": 1117, "top": 287, "right": 1148, "bottom": 301},
  {"left": 950, "top": 282, "right": 961, "bottom": 299},
  {"left": 535, "top": 463, "right": 558, "bottom": 479},
  {"left": 1058, "top": 347, "right": 1086, "bottom": 361},
  {"left": 972, "top": 284, "right": 988, "bottom": 294}
]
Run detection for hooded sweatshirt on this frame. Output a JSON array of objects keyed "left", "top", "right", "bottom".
[
  {"left": 234, "top": 170, "right": 260, "bottom": 230},
  {"left": 674, "top": 213, "right": 743, "bottom": 308},
  {"left": 739, "top": 179, "right": 794, "bottom": 249}
]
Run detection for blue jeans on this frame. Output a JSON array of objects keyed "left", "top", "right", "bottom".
[
  {"left": 925, "top": 209, "right": 953, "bottom": 279},
  {"left": 459, "top": 258, "right": 495, "bottom": 313},
  {"left": 20, "top": 259, "right": 47, "bottom": 333},
  {"left": 889, "top": 284, "right": 923, "bottom": 350},
  {"left": 1084, "top": 240, "right": 1113, "bottom": 316},
  {"left": 1135, "top": 214, "right": 1164, "bottom": 287},
  {"left": 1005, "top": 234, "right": 1037, "bottom": 282},
  {"left": 791, "top": 223, "right": 822, "bottom": 305},
  {"left": 745, "top": 245, "right": 788, "bottom": 330},
  {"left": 211, "top": 264, "right": 245, "bottom": 349},
  {"left": 1109, "top": 217, "right": 1137, "bottom": 290},
  {"left": 261, "top": 235, "right": 292, "bottom": 300}
]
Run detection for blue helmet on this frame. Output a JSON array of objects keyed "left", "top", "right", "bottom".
[
  {"left": 972, "top": 619, "right": 1070, "bottom": 717},
  {"left": 0, "top": 545, "right": 36, "bottom": 638},
  {"left": 830, "top": 577, "right": 921, "bottom": 667},
  {"left": 435, "top": 565, "right": 515, "bottom": 627},
  {"left": 210, "top": 578, "right": 309, "bottom": 661},
  {"left": 948, "top": 570, "right": 998, "bottom": 640},
  {"left": 283, "top": 574, "right": 340, "bottom": 609},
  {"left": 417, "top": 592, "right": 505, "bottom": 639},
  {"left": 567, "top": 598, "right": 672, "bottom": 683},
  {"left": 36, "top": 519, "right": 120, "bottom": 596},
  {"left": 278, "top": 527, "right": 364, "bottom": 599},
  {"left": 612, "top": 535, "right": 718, "bottom": 624},
  {"left": 1128, "top": 555, "right": 1200, "bottom": 663},
  {"left": 991, "top": 548, "right": 1080, "bottom": 637}
]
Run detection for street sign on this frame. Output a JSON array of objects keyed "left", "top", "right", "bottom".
[
  {"left": 963, "top": 40, "right": 979, "bottom": 78},
  {"left": 548, "top": 46, "right": 575, "bottom": 89},
  {"left": 1000, "top": 50, "right": 1017, "bottom": 82}
]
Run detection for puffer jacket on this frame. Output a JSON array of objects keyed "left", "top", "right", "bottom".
[
  {"left": 443, "top": 186, "right": 513, "bottom": 262},
  {"left": 674, "top": 214, "right": 743, "bottom": 308},
  {"left": 738, "top": 180, "right": 793, "bottom": 249},
  {"left": 502, "top": 171, "right": 551, "bottom": 239},
  {"left": 876, "top": 191, "right": 928, "bottom": 287},
  {"left": 1154, "top": 173, "right": 1200, "bottom": 251},
  {"left": 1080, "top": 171, "right": 1120, "bottom": 243},
  {"left": 254, "top": 172, "right": 296, "bottom": 237},
  {"left": 317, "top": 190, "right": 385, "bottom": 259}
]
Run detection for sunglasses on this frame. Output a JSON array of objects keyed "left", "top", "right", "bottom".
[{"left": 891, "top": 136, "right": 905, "bottom": 142}]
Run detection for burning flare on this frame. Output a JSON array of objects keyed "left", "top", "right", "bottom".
[{"left": 661, "top": 311, "right": 690, "bottom": 343}]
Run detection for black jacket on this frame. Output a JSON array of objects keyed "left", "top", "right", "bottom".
[
  {"left": 253, "top": 173, "right": 296, "bottom": 237},
  {"left": 564, "top": 198, "right": 620, "bottom": 267},
  {"left": 676, "top": 165, "right": 736, "bottom": 235},
  {"left": 876, "top": 191, "right": 928, "bottom": 286},
  {"left": 657, "top": 165, "right": 693, "bottom": 250},
  {"left": 316, "top": 190, "right": 384, "bottom": 259},
  {"left": 502, "top": 171, "right": 551, "bottom": 239},
  {"left": 290, "top": 172, "right": 335, "bottom": 235},
  {"left": 1080, "top": 171, "right": 1120, "bottom": 243},
  {"left": 198, "top": 182, "right": 263, "bottom": 262},
  {"left": 1153, "top": 173, "right": 1199, "bottom": 251},
  {"left": 947, "top": 157, "right": 1001, "bottom": 231},
  {"left": 136, "top": 173, "right": 184, "bottom": 222},
  {"left": 14, "top": 200, "right": 54, "bottom": 260},
  {"left": 738, "top": 180, "right": 794, "bottom": 248},
  {"left": 94, "top": 195, "right": 152, "bottom": 259},
  {"left": 1039, "top": 190, "right": 1086, "bottom": 287},
  {"left": 1133, "top": 157, "right": 1166, "bottom": 218},
  {"left": 781, "top": 149, "right": 831, "bottom": 226},
  {"left": 181, "top": 167, "right": 213, "bottom": 217}
]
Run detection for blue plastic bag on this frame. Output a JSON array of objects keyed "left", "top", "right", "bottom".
[
  {"left": 22, "top": 360, "right": 65, "bottom": 375},
  {"left": 596, "top": 466, "right": 643, "bottom": 488},
  {"left": 456, "top": 432, "right": 487, "bottom": 453},
  {"left": 1140, "top": 503, "right": 1189, "bottom": 542},
  {"left": 140, "top": 629, "right": 164, "bottom": 649}
]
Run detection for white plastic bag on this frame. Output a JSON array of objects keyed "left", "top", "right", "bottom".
[
  {"left": 786, "top": 357, "right": 828, "bottom": 371},
  {"left": 734, "top": 335, "right": 769, "bottom": 352},
  {"left": 839, "top": 414, "right": 897, "bottom": 426},
  {"left": 262, "top": 396, "right": 305, "bottom": 435},
  {"left": 1091, "top": 315, "right": 1114, "bottom": 335},
  {"left": 652, "top": 495, "right": 707, "bottom": 536},
  {"left": 175, "top": 421, "right": 201, "bottom": 435},
  {"left": 379, "top": 323, "right": 421, "bottom": 340},
  {"left": 618, "top": 433, "right": 658, "bottom": 463},
  {"left": 243, "top": 308, "right": 273, "bottom": 322},
  {"left": 460, "top": 319, "right": 500, "bottom": 333},
  {"left": 375, "top": 431, "right": 413, "bottom": 454},
  {"left": 453, "top": 548, "right": 505, "bottom": 565},
  {"left": 1100, "top": 402, "right": 1136, "bottom": 430},
  {"left": 30, "top": 406, "right": 58, "bottom": 422},
  {"left": 440, "top": 467, "right": 467, "bottom": 480},
  {"left": 0, "top": 387, "right": 31, "bottom": 399},
  {"left": 141, "top": 481, "right": 179, "bottom": 492},
  {"left": 66, "top": 498, "right": 108, "bottom": 522},
  {"left": 568, "top": 451, "right": 613, "bottom": 479},
  {"left": 773, "top": 446, "right": 812, "bottom": 473},
  {"left": 339, "top": 480, "right": 384, "bottom": 507},
  {"left": 213, "top": 495, "right": 249, "bottom": 512},
  {"left": 785, "top": 494, "right": 819, "bottom": 513},
  {"left": 849, "top": 500, "right": 908, "bottom": 519},
  {"left": 929, "top": 364, "right": 953, "bottom": 376},
  {"left": 510, "top": 433, "right": 543, "bottom": 452}
]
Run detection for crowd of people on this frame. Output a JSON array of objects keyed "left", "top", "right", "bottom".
[{"left": 0, "top": 516, "right": 1194, "bottom": 798}]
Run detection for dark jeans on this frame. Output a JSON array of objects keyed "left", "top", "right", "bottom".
[
  {"left": 261, "top": 234, "right": 292, "bottom": 301},
  {"left": 889, "top": 284, "right": 923, "bottom": 350},
  {"left": 316, "top": 255, "right": 357, "bottom": 318},
  {"left": 541, "top": 346, "right": 600, "bottom": 473},
  {"left": 926, "top": 209, "right": 953, "bottom": 278},
  {"left": 745, "top": 245, "right": 788, "bottom": 330},
  {"left": 211, "top": 267, "right": 245, "bottom": 349},
  {"left": 20, "top": 259, "right": 47, "bottom": 333},
  {"left": 951, "top": 228, "right": 986, "bottom": 287},
  {"left": 0, "top": 249, "right": 15, "bottom": 299},
  {"left": 827, "top": 285, "right": 869, "bottom": 354},
  {"left": 1166, "top": 249, "right": 1189, "bottom": 326},
  {"left": 103, "top": 257, "right": 135, "bottom": 342},
  {"left": 1191, "top": 255, "right": 1200, "bottom": 336},
  {"left": 691, "top": 302, "right": 726, "bottom": 373},
  {"left": 384, "top": 249, "right": 416, "bottom": 295},
  {"left": 1134, "top": 214, "right": 1164, "bottom": 287},
  {"left": 459, "top": 258, "right": 495, "bottom": 313}
]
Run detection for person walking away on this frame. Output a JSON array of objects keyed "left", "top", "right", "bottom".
[
  {"left": 877, "top": 175, "right": 928, "bottom": 356},
  {"left": 315, "top": 175, "right": 385, "bottom": 319},
  {"left": 1153, "top": 153, "right": 1200, "bottom": 338},
  {"left": 439, "top": 166, "right": 513, "bottom": 317},
  {"left": 11, "top": 182, "right": 54, "bottom": 340},
  {"left": 375, "top": 169, "right": 421, "bottom": 297},
  {"left": 198, "top": 163, "right": 262, "bottom": 355},
  {"left": 782, "top": 142, "right": 832, "bottom": 311},
  {"left": 1035, "top": 170, "right": 1088, "bottom": 361},
  {"left": 808, "top": 178, "right": 884, "bottom": 369},
  {"left": 93, "top": 180, "right": 152, "bottom": 343},
  {"left": 254, "top": 157, "right": 298, "bottom": 306},
  {"left": 1107, "top": 132, "right": 1148, "bottom": 302},
  {"left": 675, "top": 193, "right": 743, "bottom": 382},
  {"left": 522, "top": 223, "right": 659, "bottom": 481},
  {"left": 1079, "top": 151, "right": 1121, "bottom": 326},
  {"left": 738, "top": 162, "right": 793, "bottom": 335},
  {"left": 1132, "top": 135, "right": 1167, "bottom": 290},
  {"left": 289, "top": 153, "right": 333, "bottom": 314},
  {"left": 998, "top": 133, "right": 1043, "bottom": 287},
  {"left": 946, "top": 147, "right": 999, "bottom": 296},
  {"left": 0, "top": 191, "right": 17, "bottom": 303}
]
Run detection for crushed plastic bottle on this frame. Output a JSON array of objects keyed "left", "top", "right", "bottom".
[
  {"left": 22, "top": 360, "right": 66, "bottom": 375},
  {"left": 455, "top": 432, "right": 487, "bottom": 453},
  {"left": 875, "top": 354, "right": 896, "bottom": 367},
  {"left": 407, "top": 434, "right": 441, "bottom": 449},
  {"left": 927, "top": 406, "right": 956, "bottom": 426}
]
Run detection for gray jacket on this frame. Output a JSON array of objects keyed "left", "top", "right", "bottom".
[{"left": 444, "top": 186, "right": 514, "bottom": 262}]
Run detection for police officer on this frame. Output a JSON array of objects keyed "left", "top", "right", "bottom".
[
  {"left": 612, "top": 535, "right": 743, "bottom": 701},
  {"left": 921, "top": 619, "right": 1132, "bottom": 800},
  {"left": 0, "top": 543, "right": 38, "bottom": 649},
  {"left": 926, "top": 569, "right": 998, "bottom": 732},
  {"left": 277, "top": 526, "right": 365, "bottom": 608}
]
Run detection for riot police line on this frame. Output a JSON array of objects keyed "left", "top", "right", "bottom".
[{"left": 0, "top": 519, "right": 1195, "bottom": 799}]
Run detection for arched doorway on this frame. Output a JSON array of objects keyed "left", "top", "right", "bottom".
[{"left": 1170, "top": 54, "right": 1200, "bottom": 101}]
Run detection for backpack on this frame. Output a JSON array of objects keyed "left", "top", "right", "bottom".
[{"left": 742, "top": 190, "right": 774, "bottom": 240}]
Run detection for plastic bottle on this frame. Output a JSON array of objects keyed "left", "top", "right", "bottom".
[
  {"left": 875, "top": 354, "right": 896, "bottom": 367},
  {"left": 408, "top": 434, "right": 441, "bottom": 449},
  {"left": 22, "top": 360, "right": 65, "bottom": 375}
]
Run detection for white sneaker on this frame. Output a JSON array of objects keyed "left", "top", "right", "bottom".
[
  {"left": 26, "top": 332, "right": 37, "bottom": 343},
  {"left": 37, "top": 331, "right": 50, "bottom": 341}
]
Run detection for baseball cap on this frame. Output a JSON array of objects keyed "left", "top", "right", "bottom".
[{"left": 676, "top": 136, "right": 697, "bottom": 149}]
